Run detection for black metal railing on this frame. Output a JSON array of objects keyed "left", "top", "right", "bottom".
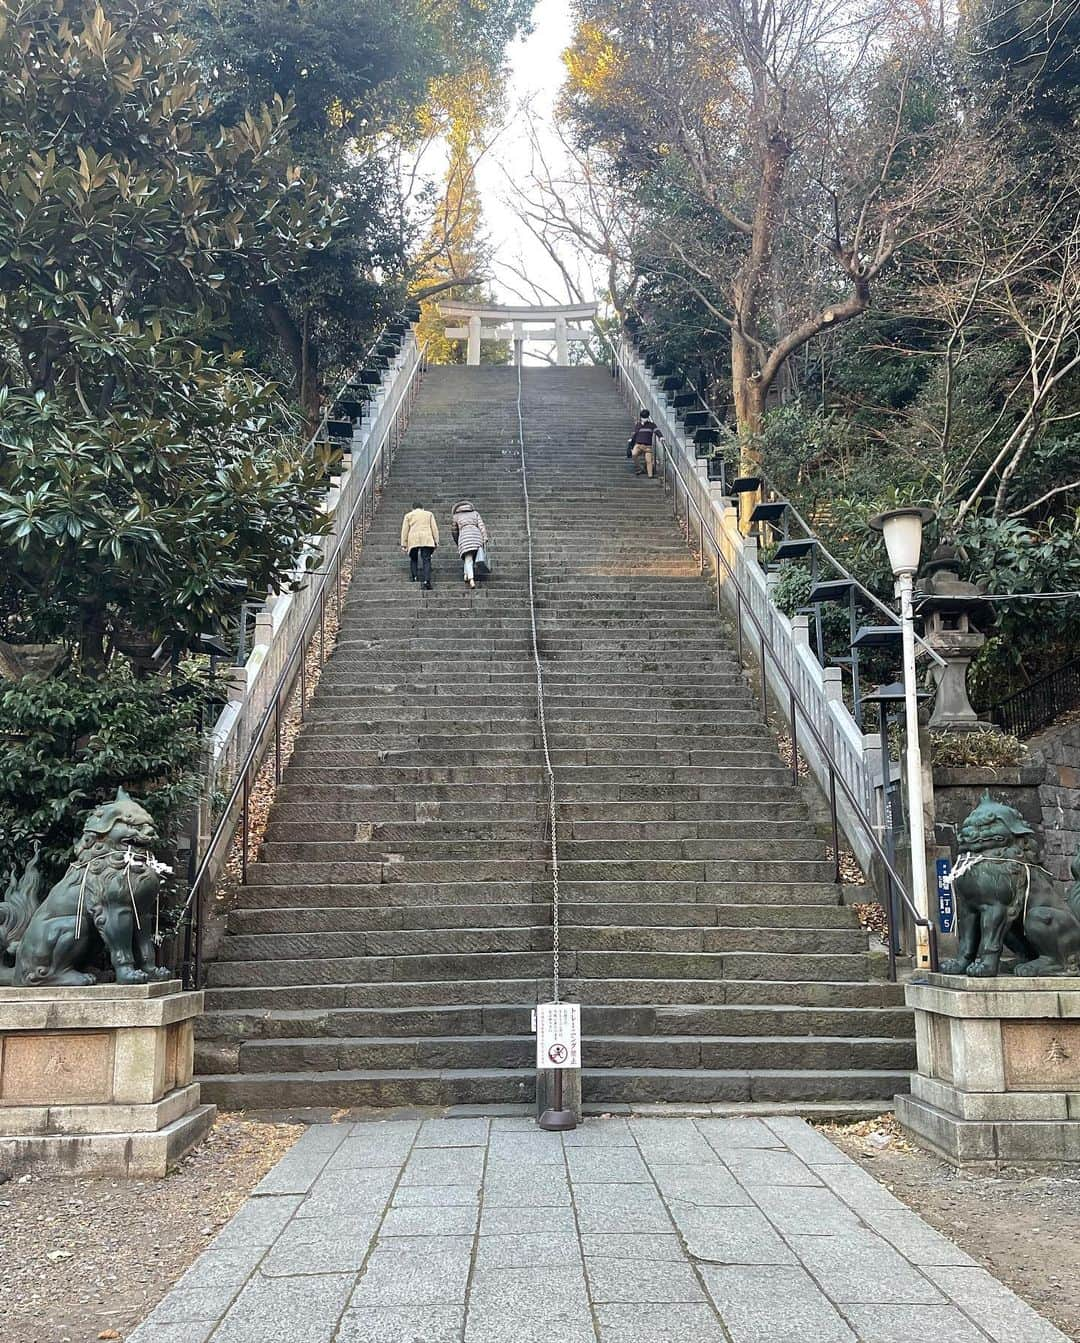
[
  {"left": 991, "top": 656, "right": 1080, "bottom": 740},
  {"left": 614, "top": 328, "right": 946, "bottom": 657},
  {"left": 599, "top": 328, "right": 938, "bottom": 978},
  {"left": 171, "top": 335, "right": 427, "bottom": 987}
]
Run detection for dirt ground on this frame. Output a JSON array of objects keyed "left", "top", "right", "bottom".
[
  {"left": 0, "top": 1114, "right": 302, "bottom": 1343},
  {"left": 825, "top": 1116, "right": 1080, "bottom": 1341}
]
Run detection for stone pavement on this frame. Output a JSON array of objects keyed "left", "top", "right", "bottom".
[{"left": 128, "top": 1116, "right": 1070, "bottom": 1343}]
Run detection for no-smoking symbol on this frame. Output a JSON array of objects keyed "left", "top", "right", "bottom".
[{"left": 547, "top": 1043, "right": 568, "bottom": 1064}]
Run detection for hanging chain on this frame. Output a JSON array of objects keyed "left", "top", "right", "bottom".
[{"left": 515, "top": 359, "right": 561, "bottom": 1004}]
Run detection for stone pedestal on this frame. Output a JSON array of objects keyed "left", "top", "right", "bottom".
[
  {"left": 0, "top": 982, "right": 215, "bottom": 1176},
  {"left": 897, "top": 973, "right": 1080, "bottom": 1166}
]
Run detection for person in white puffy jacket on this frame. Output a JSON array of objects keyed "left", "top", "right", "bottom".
[{"left": 450, "top": 500, "right": 489, "bottom": 589}]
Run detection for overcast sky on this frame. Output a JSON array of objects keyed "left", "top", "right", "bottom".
[{"left": 477, "top": 0, "right": 577, "bottom": 306}]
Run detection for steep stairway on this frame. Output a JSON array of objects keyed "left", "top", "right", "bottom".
[{"left": 196, "top": 365, "right": 913, "bottom": 1110}]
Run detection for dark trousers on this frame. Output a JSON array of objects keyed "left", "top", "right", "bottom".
[{"left": 409, "top": 546, "right": 433, "bottom": 587}]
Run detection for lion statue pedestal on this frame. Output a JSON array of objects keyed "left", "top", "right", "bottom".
[
  {"left": 0, "top": 791, "right": 214, "bottom": 1175},
  {"left": 897, "top": 796, "right": 1080, "bottom": 1166}
]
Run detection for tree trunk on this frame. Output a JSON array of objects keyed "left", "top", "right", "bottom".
[
  {"left": 731, "top": 333, "right": 766, "bottom": 532},
  {"left": 300, "top": 308, "right": 320, "bottom": 437},
  {"left": 262, "top": 290, "right": 320, "bottom": 435},
  {"left": 77, "top": 604, "right": 108, "bottom": 674}
]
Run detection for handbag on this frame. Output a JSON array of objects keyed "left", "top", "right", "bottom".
[{"left": 475, "top": 543, "right": 491, "bottom": 578}]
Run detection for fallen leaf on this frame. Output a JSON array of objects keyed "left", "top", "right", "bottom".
[{"left": 98, "top": 1331, "right": 121, "bottom": 1340}]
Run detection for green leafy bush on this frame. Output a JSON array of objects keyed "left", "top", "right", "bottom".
[{"left": 0, "top": 671, "right": 203, "bottom": 885}]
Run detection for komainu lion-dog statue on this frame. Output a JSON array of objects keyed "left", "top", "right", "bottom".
[
  {"left": 941, "top": 794, "right": 1080, "bottom": 978},
  {"left": 0, "top": 788, "right": 173, "bottom": 987}
]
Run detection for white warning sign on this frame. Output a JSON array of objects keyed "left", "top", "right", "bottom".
[{"left": 535, "top": 1001, "right": 581, "bottom": 1070}]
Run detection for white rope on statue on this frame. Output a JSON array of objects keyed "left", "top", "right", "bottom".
[{"left": 515, "top": 357, "right": 562, "bottom": 1004}]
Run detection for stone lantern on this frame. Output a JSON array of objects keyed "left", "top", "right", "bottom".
[{"left": 916, "top": 541, "right": 996, "bottom": 731}]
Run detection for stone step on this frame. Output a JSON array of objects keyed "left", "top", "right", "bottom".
[
  {"left": 197, "top": 1066, "right": 909, "bottom": 1110},
  {"left": 261, "top": 818, "right": 813, "bottom": 844},
  {"left": 204, "top": 948, "right": 875, "bottom": 989},
  {"left": 223, "top": 1033, "right": 912, "bottom": 1075},
  {"left": 306, "top": 705, "right": 765, "bottom": 726},
  {"left": 265, "top": 800, "right": 808, "bottom": 824},
  {"left": 284, "top": 747, "right": 785, "bottom": 769},
  {"left": 203, "top": 975, "right": 903, "bottom": 1013},
  {"left": 295, "top": 727, "right": 771, "bottom": 748},
  {"left": 214, "top": 923, "right": 865, "bottom": 963},
  {"left": 274, "top": 782, "right": 799, "bottom": 804},
  {"left": 227, "top": 900, "right": 859, "bottom": 935},
  {"left": 231, "top": 880, "right": 847, "bottom": 909},
  {"left": 197, "top": 1001, "right": 915, "bottom": 1043},
  {"left": 255, "top": 838, "right": 825, "bottom": 863},
  {"left": 244, "top": 859, "right": 837, "bottom": 887},
  {"left": 278, "top": 766, "right": 794, "bottom": 788}
]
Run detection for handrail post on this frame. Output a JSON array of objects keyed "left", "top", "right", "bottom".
[
  {"left": 241, "top": 768, "right": 250, "bottom": 883},
  {"left": 829, "top": 765, "right": 842, "bottom": 887},
  {"left": 274, "top": 695, "right": 282, "bottom": 785}
]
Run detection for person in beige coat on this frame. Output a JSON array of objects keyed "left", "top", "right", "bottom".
[{"left": 400, "top": 502, "right": 439, "bottom": 590}]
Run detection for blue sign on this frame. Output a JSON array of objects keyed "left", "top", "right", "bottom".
[{"left": 936, "top": 857, "right": 954, "bottom": 934}]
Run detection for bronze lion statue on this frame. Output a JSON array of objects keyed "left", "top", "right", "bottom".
[
  {"left": 0, "top": 788, "right": 173, "bottom": 987},
  {"left": 941, "top": 794, "right": 1080, "bottom": 978}
]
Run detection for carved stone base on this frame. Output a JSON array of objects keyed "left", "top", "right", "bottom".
[
  {"left": 0, "top": 981, "right": 215, "bottom": 1176},
  {"left": 898, "top": 973, "right": 1080, "bottom": 1166}
]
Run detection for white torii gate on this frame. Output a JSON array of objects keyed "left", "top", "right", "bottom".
[{"left": 440, "top": 302, "right": 599, "bottom": 366}]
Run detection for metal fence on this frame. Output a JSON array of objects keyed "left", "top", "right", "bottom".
[
  {"left": 601, "top": 333, "right": 938, "bottom": 977},
  {"left": 169, "top": 332, "right": 426, "bottom": 986},
  {"left": 991, "top": 656, "right": 1080, "bottom": 740}
]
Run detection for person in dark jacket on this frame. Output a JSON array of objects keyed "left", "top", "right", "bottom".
[
  {"left": 450, "top": 500, "right": 489, "bottom": 589},
  {"left": 627, "top": 409, "right": 661, "bottom": 478}
]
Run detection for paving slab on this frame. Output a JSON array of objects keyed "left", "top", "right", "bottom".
[
  {"left": 650, "top": 1160, "right": 750, "bottom": 1207},
  {"left": 697, "top": 1117, "right": 786, "bottom": 1151},
  {"left": 841, "top": 1303, "right": 991, "bottom": 1343},
  {"left": 124, "top": 1116, "right": 1068, "bottom": 1342},
  {"left": 212, "top": 1271, "right": 354, "bottom": 1343},
  {"left": 337, "top": 1305, "right": 465, "bottom": 1343},
  {"left": 416, "top": 1117, "right": 490, "bottom": 1147},
  {"left": 585, "top": 1256, "right": 705, "bottom": 1303},
  {"left": 566, "top": 1145, "right": 651, "bottom": 1183},
  {"left": 702, "top": 1263, "right": 857, "bottom": 1342}
]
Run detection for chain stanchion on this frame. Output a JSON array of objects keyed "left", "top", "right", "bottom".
[{"left": 514, "top": 359, "right": 580, "bottom": 1133}]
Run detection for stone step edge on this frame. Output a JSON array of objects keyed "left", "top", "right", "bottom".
[{"left": 233, "top": 1032, "right": 912, "bottom": 1050}]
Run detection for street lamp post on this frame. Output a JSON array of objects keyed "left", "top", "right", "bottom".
[{"left": 869, "top": 507, "right": 935, "bottom": 969}]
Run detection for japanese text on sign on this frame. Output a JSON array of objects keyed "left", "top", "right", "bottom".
[
  {"left": 535, "top": 1002, "right": 581, "bottom": 1070},
  {"left": 936, "top": 857, "right": 954, "bottom": 934}
]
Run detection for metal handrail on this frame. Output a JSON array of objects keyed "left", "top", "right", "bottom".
[
  {"left": 991, "top": 655, "right": 1080, "bottom": 739},
  {"left": 599, "top": 330, "right": 937, "bottom": 977},
  {"left": 664, "top": 430, "right": 938, "bottom": 976},
  {"left": 303, "top": 306, "right": 416, "bottom": 456},
  {"left": 599, "top": 325, "right": 945, "bottom": 669},
  {"left": 179, "top": 337, "right": 427, "bottom": 986}
]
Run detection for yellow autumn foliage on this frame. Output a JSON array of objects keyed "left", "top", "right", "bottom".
[{"left": 563, "top": 20, "right": 623, "bottom": 104}]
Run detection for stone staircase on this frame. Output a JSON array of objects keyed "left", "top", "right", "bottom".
[{"left": 196, "top": 365, "right": 913, "bottom": 1111}]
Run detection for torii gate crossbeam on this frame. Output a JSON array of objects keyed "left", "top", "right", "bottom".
[{"left": 440, "top": 302, "right": 599, "bottom": 366}]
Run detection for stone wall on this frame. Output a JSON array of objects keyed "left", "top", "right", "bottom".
[
  {"left": 1029, "top": 720, "right": 1080, "bottom": 883},
  {"left": 932, "top": 765, "right": 1044, "bottom": 858},
  {"left": 930, "top": 725, "right": 1080, "bottom": 883}
]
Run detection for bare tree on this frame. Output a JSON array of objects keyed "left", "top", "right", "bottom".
[{"left": 551, "top": 0, "right": 966, "bottom": 503}]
